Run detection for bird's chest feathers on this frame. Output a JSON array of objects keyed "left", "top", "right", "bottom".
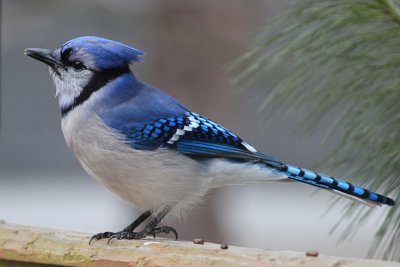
[
  {"left": 60, "top": 108, "right": 203, "bottom": 210},
  {"left": 60, "top": 108, "right": 145, "bottom": 200},
  {"left": 61, "top": 108, "right": 128, "bottom": 162}
]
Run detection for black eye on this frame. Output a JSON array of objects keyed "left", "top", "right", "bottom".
[{"left": 72, "top": 61, "right": 85, "bottom": 71}]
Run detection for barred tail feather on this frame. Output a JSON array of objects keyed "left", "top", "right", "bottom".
[{"left": 279, "top": 164, "right": 395, "bottom": 207}]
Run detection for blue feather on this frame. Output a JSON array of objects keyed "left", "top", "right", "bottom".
[
  {"left": 279, "top": 164, "right": 395, "bottom": 206},
  {"left": 96, "top": 75, "right": 188, "bottom": 135},
  {"left": 61, "top": 36, "right": 145, "bottom": 69}
]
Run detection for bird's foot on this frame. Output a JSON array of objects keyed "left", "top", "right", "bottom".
[
  {"left": 150, "top": 226, "right": 178, "bottom": 240},
  {"left": 107, "top": 229, "right": 148, "bottom": 243},
  {"left": 89, "top": 207, "right": 175, "bottom": 245},
  {"left": 105, "top": 225, "right": 178, "bottom": 243}
]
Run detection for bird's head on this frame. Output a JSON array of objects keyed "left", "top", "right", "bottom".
[{"left": 24, "top": 36, "right": 144, "bottom": 115}]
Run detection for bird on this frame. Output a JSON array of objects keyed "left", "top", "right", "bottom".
[{"left": 24, "top": 36, "right": 395, "bottom": 244}]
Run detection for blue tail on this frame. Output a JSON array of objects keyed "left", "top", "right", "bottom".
[{"left": 277, "top": 164, "right": 395, "bottom": 206}]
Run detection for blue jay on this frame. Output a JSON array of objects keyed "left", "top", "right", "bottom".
[{"left": 24, "top": 36, "right": 395, "bottom": 243}]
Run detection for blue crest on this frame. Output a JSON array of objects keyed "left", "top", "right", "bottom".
[{"left": 60, "top": 36, "right": 145, "bottom": 69}]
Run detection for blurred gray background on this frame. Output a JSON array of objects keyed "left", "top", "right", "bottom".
[{"left": 0, "top": 0, "right": 386, "bottom": 258}]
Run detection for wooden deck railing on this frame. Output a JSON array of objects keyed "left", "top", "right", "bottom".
[{"left": 0, "top": 223, "right": 399, "bottom": 266}]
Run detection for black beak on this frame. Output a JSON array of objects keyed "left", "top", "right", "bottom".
[{"left": 24, "top": 48, "right": 64, "bottom": 69}]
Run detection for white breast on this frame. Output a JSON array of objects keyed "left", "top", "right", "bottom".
[
  {"left": 61, "top": 108, "right": 287, "bottom": 217},
  {"left": 61, "top": 107, "right": 211, "bottom": 214}
]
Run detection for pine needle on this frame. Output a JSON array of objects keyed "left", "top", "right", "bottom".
[{"left": 233, "top": 0, "right": 400, "bottom": 260}]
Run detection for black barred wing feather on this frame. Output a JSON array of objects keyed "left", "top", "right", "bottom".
[{"left": 126, "top": 112, "right": 280, "bottom": 165}]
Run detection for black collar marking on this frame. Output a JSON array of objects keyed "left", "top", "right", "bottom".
[{"left": 61, "top": 66, "right": 130, "bottom": 117}]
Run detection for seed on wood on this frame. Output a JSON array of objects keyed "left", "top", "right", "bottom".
[
  {"left": 193, "top": 238, "right": 204, "bottom": 245},
  {"left": 220, "top": 243, "right": 229, "bottom": 249},
  {"left": 306, "top": 250, "right": 319, "bottom": 257}
]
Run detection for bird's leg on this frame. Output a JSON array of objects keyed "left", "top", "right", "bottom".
[
  {"left": 108, "top": 205, "right": 177, "bottom": 242},
  {"left": 89, "top": 210, "right": 152, "bottom": 244}
]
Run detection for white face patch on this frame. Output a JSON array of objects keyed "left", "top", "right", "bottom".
[{"left": 49, "top": 67, "right": 93, "bottom": 110}]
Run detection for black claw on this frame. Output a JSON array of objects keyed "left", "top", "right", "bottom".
[
  {"left": 170, "top": 227, "right": 179, "bottom": 241},
  {"left": 107, "top": 234, "right": 117, "bottom": 244},
  {"left": 171, "top": 228, "right": 178, "bottom": 241},
  {"left": 89, "top": 231, "right": 115, "bottom": 245},
  {"left": 88, "top": 236, "right": 97, "bottom": 245}
]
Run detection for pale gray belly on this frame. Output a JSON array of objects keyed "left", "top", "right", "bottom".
[{"left": 61, "top": 109, "right": 209, "bottom": 212}]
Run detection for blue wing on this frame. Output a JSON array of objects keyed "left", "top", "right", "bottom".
[
  {"left": 124, "top": 111, "right": 282, "bottom": 166},
  {"left": 93, "top": 77, "right": 279, "bottom": 164}
]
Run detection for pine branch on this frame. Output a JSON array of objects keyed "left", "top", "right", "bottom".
[{"left": 234, "top": 0, "right": 400, "bottom": 260}]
